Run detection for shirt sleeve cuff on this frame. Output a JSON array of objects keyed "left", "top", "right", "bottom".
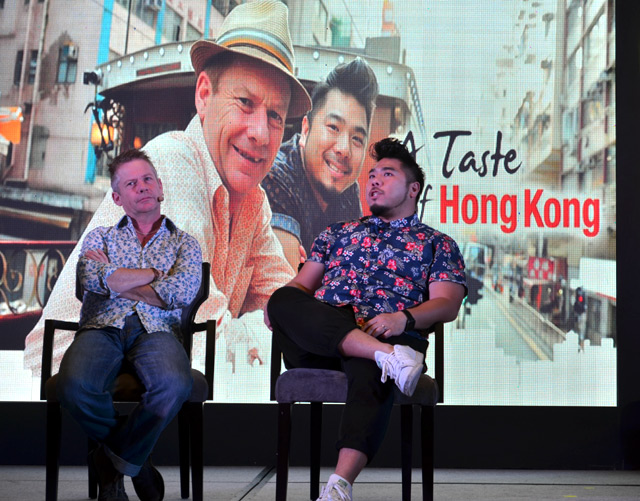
[
  {"left": 149, "top": 281, "right": 172, "bottom": 308},
  {"left": 101, "top": 264, "right": 121, "bottom": 298},
  {"left": 270, "top": 213, "right": 301, "bottom": 241}
]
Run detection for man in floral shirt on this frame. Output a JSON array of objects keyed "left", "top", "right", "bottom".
[
  {"left": 266, "top": 138, "right": 466, "bottom": 501},
  {"left": 57, "top": 149, "right": 202, "bottom": 501}
]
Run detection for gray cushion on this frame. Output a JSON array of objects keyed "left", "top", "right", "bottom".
[
  {"left": 275, "top": 368, "right": 438, "bottom": 407},
  {"left": 276, "top": 369, "right": 348, "bottom": 403}
]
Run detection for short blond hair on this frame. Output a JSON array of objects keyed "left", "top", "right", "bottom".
[{"left": 108, "top": 149, "right": 158, "bottom": 192}]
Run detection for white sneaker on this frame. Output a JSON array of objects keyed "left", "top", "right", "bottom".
[
  {"left": 316, "top": 474, "right": 352, "bottom": 501},
  {"left": 375, "top": 345, "right": 424, "bottom": 396}
]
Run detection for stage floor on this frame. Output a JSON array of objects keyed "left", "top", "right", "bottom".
[{"left": 2, "top": 466, "right": 639, "bottom": 500}]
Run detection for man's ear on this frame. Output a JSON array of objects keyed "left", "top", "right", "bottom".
[
  {"left": 112, "top": 190, "right": 122, "bottom": 207},
  {"left": 195, "top": 71, "right": 212, "bottom": 120},
  {"left": 409, "top": 181, "right": 420, "bottom": 199},
  {"left": 299, "top": 115, "right": 310, "bottom": 149}
]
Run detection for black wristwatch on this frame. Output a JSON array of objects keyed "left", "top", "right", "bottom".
[{"left": 401, "top": 309, "right": 416, "bottom": 332}]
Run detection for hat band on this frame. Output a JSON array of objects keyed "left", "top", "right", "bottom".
[{"left": 217, "top": 28, "right": 294, "bottom": 73}]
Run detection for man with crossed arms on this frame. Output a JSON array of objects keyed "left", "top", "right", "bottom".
[{"left": 58, "top": 149, "right": 202, "bottom": 500}]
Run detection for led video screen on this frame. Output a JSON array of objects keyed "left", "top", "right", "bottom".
[{"left": 0, "top": 0, "right": 615, "bottom": 406}]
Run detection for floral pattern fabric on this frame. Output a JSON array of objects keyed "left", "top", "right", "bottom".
[
  {"left": 77, "top": 215, "right": 202, "bottom": 339},
  {"left": 308, "top": 213, "right": 467, "bottom": 325}
]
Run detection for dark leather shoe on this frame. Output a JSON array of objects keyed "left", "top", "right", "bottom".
[
  {"left": 132, "top": 456, "right": 164, "bottom": 501},
  {"left": 89, "top": 446, "right": 128, "bottom": 501}
]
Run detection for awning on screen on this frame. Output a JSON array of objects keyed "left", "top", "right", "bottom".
[{"left": 0, "top": 107, "right": 24, "bottom": 144}]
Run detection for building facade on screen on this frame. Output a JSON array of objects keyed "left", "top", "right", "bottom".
[{"left": 0, "top": 0, "right": 616, "bottom": 406}]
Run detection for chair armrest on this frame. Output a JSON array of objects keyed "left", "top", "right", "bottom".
[{"left": 41, "top": 319, "right": 79, "bottom": 400}]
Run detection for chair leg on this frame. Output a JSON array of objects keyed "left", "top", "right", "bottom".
[
  {"left": 276, "top": 403, "right": 292, "bottom": 501},
  {"left": 400, "top": 405, "right": 413, "bottom": 501},
  {"left": 88, "top": 438, "right": 98, "bottom": 499},
  {"left": 421, "top": 406, "right": 435, "bottom": 501},
  {"left": 189, "top": 403, "right": 204, "bottom": 501},
  {"left": 178, "top": 405, "right": 190, "bottom": 499},
  {"left": 310, "top": 402, "right": 322, "bottom": 501},
  {"left": 46, "top": 402, "right": 62, "bottom": 501}
]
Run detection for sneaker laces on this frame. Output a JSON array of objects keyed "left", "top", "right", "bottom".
[
  {"left": 378, "top": 351, "right": 397, "bottom": 384},
  {"left": 318, "top": 479, "right": 351, "bottom": 501}
]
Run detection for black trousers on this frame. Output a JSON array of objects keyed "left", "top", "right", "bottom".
[{"left": 267, "top": 286, "right": 428, "bottom": 461}]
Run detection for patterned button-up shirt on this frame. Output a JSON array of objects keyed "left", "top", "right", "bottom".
[
  {"left": 308, "top": 214, "right": 466, "bottom": 326},
  {"left": 77, "top": 215, "right": 202, "bottom": 338}
]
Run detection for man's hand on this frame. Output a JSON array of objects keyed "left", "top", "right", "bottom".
[
  {"left": 248, "top": 347, "right": 264, "bottom": 366},
  {"left": 150, "top": 267, "right": 167, "bottom": 281},
  {"left": 273, "top": 228, "right": 305, "bottom": 272},
  {"left": 298, "top": 244, "right": 307, "bottom": 264},
  {"left": 84, "top": 249, "right": 109, "bottom": 263},
  {"left": 363, "top": 311, "right": 407, "bottom": 339}
]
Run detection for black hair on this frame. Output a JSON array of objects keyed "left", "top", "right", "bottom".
[
  {"left": 370, "top": 137, "right": 425, "bottom": 203},
  {"left": 308, "top": 57, "right": 379, "bottom": 127}
]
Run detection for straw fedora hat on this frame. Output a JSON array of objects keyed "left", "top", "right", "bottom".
[{"left": 190, "top": 0, "right": 311, "bottom": 118}]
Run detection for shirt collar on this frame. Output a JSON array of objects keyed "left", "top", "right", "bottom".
[
  {"left": 116, "top": 215, "right": 176, "bottom": 233},
  {"left": 367, "top": 213, "right": 420, "bottom": 230}
]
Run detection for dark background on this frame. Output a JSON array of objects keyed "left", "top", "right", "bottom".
[{"left": 0, "top": 1, "right": 638, "bottom": 470}]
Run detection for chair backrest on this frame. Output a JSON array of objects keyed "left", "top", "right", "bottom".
[
  {"left": 180, "top": 262, "right": 211, "bottom": 358},
  {"left": 270, "top": 321, "right": 445, "bottom": 403}
]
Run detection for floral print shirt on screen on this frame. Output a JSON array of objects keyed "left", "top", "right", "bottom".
[
  {"left": 77, "top": 215, "right": 202, "bottom": 338},
  {"left": 308, "top": 213, "right": 467, "bottom": 326}
]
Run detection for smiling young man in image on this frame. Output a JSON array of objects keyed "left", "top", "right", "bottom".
[
  {"left": 262, "top": 58, "right": 379, "bottom": 268},
  {"left": 265, "top": 137, "right": 467, "bottom": 501}
]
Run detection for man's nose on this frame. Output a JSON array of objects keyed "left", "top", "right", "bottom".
[
  {"left": 247, "top": 109, "right": 269, "bottom": 146},
  {"left": 334, "top": 132, "right": 351, "bottom": 159}
]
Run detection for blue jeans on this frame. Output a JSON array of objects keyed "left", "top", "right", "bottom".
[{"left": 57, "top": 314, "right": 193, "bottom": 476}]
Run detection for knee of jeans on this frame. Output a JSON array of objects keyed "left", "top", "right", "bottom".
[
  {"left": 145, "top": 370, "right": 192, "bottom": 410},
  {"left": 56, "top": 371, "right": 93, "bottom": 409}
]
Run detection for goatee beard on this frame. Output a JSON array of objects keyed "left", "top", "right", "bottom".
[
  {"left": 369, "top": 204, "right": 389, "bottom": 218},
  {"left": 310, "top": 178, "right": 343, "bottom": 204}
]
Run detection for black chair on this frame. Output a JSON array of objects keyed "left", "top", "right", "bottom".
[
  {"left": 270, "top": 322, "right": 444, "bottom": 501},
  {"left": 41, "top": 262, "right": 216, "bottom": 501}
]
